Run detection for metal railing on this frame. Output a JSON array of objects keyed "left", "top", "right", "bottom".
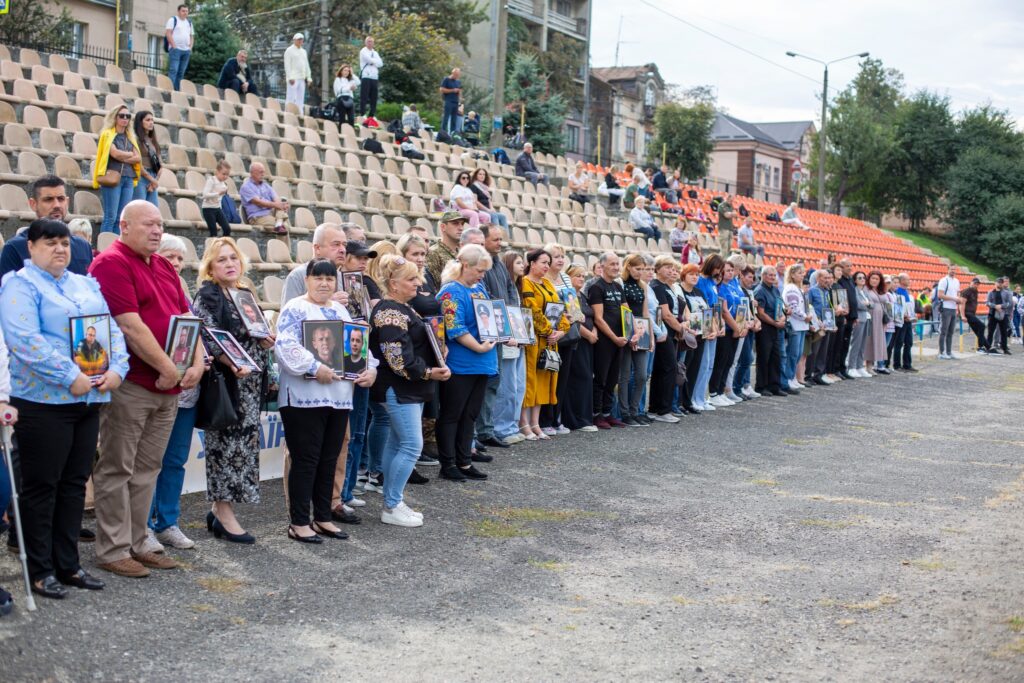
[{"left": 0, "top": 33, "right": 115, "bottom": 65}]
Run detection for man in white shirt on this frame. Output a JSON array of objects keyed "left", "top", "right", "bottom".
[
  {"left": 358, "top": 36, "right": 383, "bottom": 119},
  {"left": 284, "top": 33, "right": 312, "bottom": 109},
  {"left": 935, "top": 264, "right": 965, "bottom": 359},
  {"left": 165, "top": 4, "right": 194, "bottom": 91}
]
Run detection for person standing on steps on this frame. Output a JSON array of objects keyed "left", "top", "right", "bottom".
[
  {"left": 165, "top": 4, "right": 194, "bottom": 91},
  {"left": 358, "top": 36, "right": 383, "bottom": 120},
  {"left": 284, "top": 33, "right": 312, "bottom": 109}
]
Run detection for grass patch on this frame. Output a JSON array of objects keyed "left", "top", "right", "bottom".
[
  {"left": 671, "top": 596, "right": 698, "bottom": 606},
  {"left": 527, "top": 558, "right": 567, "bottom": 571},
  {"left": 189, "top": 603, "right": 215, "bottom": 613},
  {"left": 799, "top": 518, "right": 857, "bottom": 530},
  {"left": 466, "top": 519, "right": 534, "bottom": 539},
  {"left": 479, "top": 506, "right": 612, "bottom": 522},
  {"left": 883, "top": 229, "right": 996, "bottom": 280},
  {"left": 782, "top": 438, "right": 812, "bottom": 446},
  {"left": 940, "top": 527, "right": 967, "bottom": 535},
  {"left": 751, "top": 478, "right": 779, "bottom": 487},
  {"left": 991, "top": 638, "right": 1024, "bottom": 659},
  {"left": 230, "top": 616, "right": 246, "bottom": 626},
  {"left": 183, "top": 521, "right": 206, "bottom": 530},
  {"left": 196, "top": 577, "right": 246, "bottom": 594},
  {"left": 836, "top": 619, "right": 857, "bottom": 628},
  {"left": 902, "top": 557, "right": 947, "bottom": 571},
  {"left": 1007, "top": 616, "right": 1024, "bottom": 633},
  {"left": 985, "top": 472, "right": 1024, "bottom": 508},
  {"left": 817, "top": 594, "right": 899, "bottom": 611}
]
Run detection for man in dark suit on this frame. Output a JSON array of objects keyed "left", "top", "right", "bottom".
[{"left": 217, "top": 50, "right": 258, "bottom": 96}]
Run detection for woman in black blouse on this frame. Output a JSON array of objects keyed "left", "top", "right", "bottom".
[
  {"left": 370, "top": 255, "right": 450, "bottom": 527},
  {"left": 617, "top": 254, "right": 649, "bottom": 426}
]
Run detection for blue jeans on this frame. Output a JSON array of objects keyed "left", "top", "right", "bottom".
[
  {"left": 634, "top": 226, "right": 662, "bottom": 241},
  {"left": 341, "top": 386, "right": 369, "bottom": 503},
  {"left": 148, "top": 405, "right": 196, "bottom": 532},
  {"left": 381, "top": 388, "right": 423, "bottom": 510},
  {"left": 489, "top": 212, "right": 509, "bottom": 229},
  {"left": 878, "top": 331, "right": 893, "bottom": 368},
  {"left": 493, "top": 351, "right": 525, "bottom": 440},
  {"left": 783, "top": 330, "right": 806, "bottom": 384},
  {"left": 733, "top": 335, "right": 754, "bottom": 393},
  {"left": 167, "top": 48, "right": 191, "bottom": 90},
  {"left": 100, "top": 175, "right": 135, "bottom": 234},
  {"left": 133, "top": 181, "right": 158, "bottom": 207},
  {"left": 692, "top": 338, "right": 716, "bottom": 408},
  {"left": 441, "top": 101, "right": 459, "bottom": 134},
  {"left": 366, "top": 400, "right": 389, "bottom": 475}
]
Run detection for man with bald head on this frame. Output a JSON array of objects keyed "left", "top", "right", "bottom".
[
  {"left": 282, "top": 223, "right": 351, "bottom": 305},
  {"left": 588, "top": 251, "right": 628, "bottom": 429},
  {"left": 89, "top": 201, "right": 204, "bottom": 578},
  {"left": 239, "top": 162, "right": 291, "bottom": 237}
]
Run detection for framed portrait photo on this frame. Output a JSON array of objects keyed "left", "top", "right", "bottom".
[
  {"left": 491, "top": 300, "right": 514, "bottom": 342},
  {"left": 424, "top": 315, "right": 447, "bottom": 362},
  {"left": 69, "top": 313, "right": 111, "bottom": 381},
  {"left": 634, "top": 317, "right": 652, "bottom": 351},
  {"left": 207, "top": 328, "right": 261, "bottom": 372},
  {"left": 621, "top": 306, "right": 635, "bottom": 342},
  {"left": 507, "top": 306, "right": 533, "bottom": 345},
  {"left": 302, "top": 319, "right": 346, "bottom": 378},
  {"left": 735, "top": 298, "right": 749, "bottom": 327},
  {"left": 474, "top": 299, "right": 499, "bottom": 341},
  {"left": 892, "top": 297, "right": 904, "bottom": 321},
  {"left": 342, "top": 322, "right": 370, "bottom": 380},
  {"left": 562, "top": 288, "right": 584, "bottom": 323},
  {"left": 521, "top": 307, "right": 535, "bottom": 341},
  {"left": 165, "top": 315, "right": 202, "bottom": 378},
  {"left": 544, "top": 302, "right": 566, "bottom": 332},
  {"left": 229, "top": 288, "right": 271, "bottom": 338},
  {"left": 821, "top": 308, "right": 837, "bottom": 332},
  {"left": 340, "top": 270, "right": 371, "bottom": 321},
  {"left": 701, "top": 307, "right": 714, "bottom": 337},
  {"left": 712, "top": 302, "right": 723, "bottom": 336}
]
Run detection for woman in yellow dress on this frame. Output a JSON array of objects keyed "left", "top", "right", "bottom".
[{"left": 518, "top": 248, "right": 570, "bottom": 440}]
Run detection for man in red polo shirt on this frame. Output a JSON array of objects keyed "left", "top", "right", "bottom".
[{"left": 89, "top": 200, "right": 205, "bottom": 578}]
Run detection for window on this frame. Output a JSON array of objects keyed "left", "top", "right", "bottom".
[
  {"left": 644, "top": 82, "right": 656, "bottom": 107},
  {"left": 644, "top": 131, "right": 653, "bottom": 157},
  {"left": 556, "top": 0, "right": 572, "bottom": 15},
  {"left": 565, "top": 124, "right": 580, "bottom": 153},
  {"left": 625, "top": 127, "right": 636, "bottom": 154},
  {"left": 773, "top": 167, "right": 781, "bottom": 189},
  {"left": 70, "top": 22, "right": 86, "bottom": 56},
  {"left": 144, "top": 35, "right": 163, "bottom": 70},
  {"left": 755, "top": 164, "right": 762, "bottom": 186}
]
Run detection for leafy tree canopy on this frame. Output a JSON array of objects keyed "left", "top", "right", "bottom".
[
  {"left": 187, "top": 2, "right": 242, "bottom": 86},
  {"left": 653, "top": 101, "right": 716, "bottom": 179}
]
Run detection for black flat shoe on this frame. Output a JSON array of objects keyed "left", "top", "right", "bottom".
[
  {"left": 0, "top": 587, "right": 11, "bottom": 616},
  {"left": 287, "top": 526, "right": 323, "bottom": 544},
  {"left": 475, "top": 443, "right": 488, "bottom": 453},
  {"left": 32, "top": 575, "right": 68, "bottom": 600},
  {"left": 471, "top": 452, "right": 493, "bottom": 463},
  {"left": 460, "top": 465, "right": 488, "bottom": 481},
  {"left": 480, "top": 437, "right": 510, "bottom": 449},
  {"left": 408, "top": 469, "right": 430, "bottom": 485},
  {"left": 59, "top": 569, "right": 105, "bottom": 591},
  {"left": 331, "top": 507, "right": 362, "bottom": 524},
  {"left": 206, "top": 511, "right": 215, "bottom": 533},
  {"left": 439, "top": 466, "right": 467, "bottom": 482},
  {"left": 311, "top": 522, "right": 349, "bottom": 540},
  {"left": 212, "top": 518, "right": 256, "bottom": 544},
  {"left": 78, "top": 528, "right": 95, "bottom": 543}
]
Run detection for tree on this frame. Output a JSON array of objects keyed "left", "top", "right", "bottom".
[
  {"left": 506, "top": 53, "right": 567, "bottom": 155},
  {"left": 886, "top": 91, "right": 958, "bottom": 230},
  {"left": 979, "top": 195, "right": 1024, "bottom": 282},
  {"left": 334, "top": 13, "right": 455, "bottom": 106},
  {"left": 0, "top": 1, "right": 73, "bottom": 49},
  {"left": 653, "top": 102, "right": 716, "bottom": 179},
  {"left": 187, "top": 2, "right": 242, "bottom": 86}
]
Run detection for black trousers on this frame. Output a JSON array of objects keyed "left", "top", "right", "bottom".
[
  {"left": 280, "top": 406, "right": 349, "bottom": 526},
  {"left": 755, "top": 327, "right": 781, "bottom": 392},
  {"left": 359, "top": 78, "right": 379, "bottom": 117},
  {"left": 562, "top": 339, "right": 594, "bottom": 429},
  {"left": 967, "top": 314, "right": 988, "bottom": 350},
  {"left": 834, "top": 315, "right": 855, "bottom": 374},
  {"left": 201, "top": 207, "right": 231, "bottom": 237},
  {"left": 681, "top": 338, "right": 704, "bottom": 408},
  {"left": 649, "top": 337, "right": 677, "bottom": 415},
  {"left": 437, "top": 374, "right": 487, "bottom": 469},
  {"left": 541, "top": 340, "right": 577, "bottom": 428},
  {"left": 988, "top": 315, "right": 1010, "bottom": 352},
  {"left": 335, "top": 96, "right": 355, "bottom": 126},
  {"left": 592, "top": 336, "right": 623, "bottom": 416},
  {"left": 808, "top": 332, "right": 832, "bottom": 380},
  {"left": 889, "top": 324, "right": 913, "bottom": 368},
  {"left": 12, "top": 399, "right": 98, "bottom": 581},
  {"left": 826, "top": 316, "right": 848, "bottom": 373},
  {"left": 709, "top": 333, "right": 738, "bottom": 396}
]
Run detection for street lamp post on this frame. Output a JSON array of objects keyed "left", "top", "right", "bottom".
[{"left": 786, "top": 50, "right": 869, "bottom": 213}]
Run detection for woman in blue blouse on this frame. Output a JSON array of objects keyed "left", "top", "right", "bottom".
[
  {"left": 435, "top": 244, "right": 497, "bottom": 482},
  {"left": 691, "top": 254, "right": 725, "bottom": 411},
  {"left": 708, "top": 258, "right": 748, "bottom": 406},
  {"left": 0, "top": 219, "right": 128, "bottom": 599}
]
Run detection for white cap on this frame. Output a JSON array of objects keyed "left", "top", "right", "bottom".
[{"left": 293, "top": 33, "right": 304, "bottom": 41}]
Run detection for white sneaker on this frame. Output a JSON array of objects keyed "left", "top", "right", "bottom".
[
  {"left": 140, "top": 529, "right": 165, "bottom": 555},
  {"left": 742, "top": 386, "right": 761, "bottom": 398},
  {"left": 577, "top": 425, "right": 599, "bottom": 432},
  {"left": 397, "top": 501, "right": 423, "bottom": 520},
  {"left": 821, "top": 376, "right": 835, "bottom": 385},
  {"left": 709, "top": 395, "right": 731, "bottom": 407},
  {"left": 649, "top": 413, "right": 680, "bottom": 423},
  {"left": 787, "top": 380, "right": 803, "bottom": 391},
  {"left": 154, "top": 525, "right": 195, "bottom": 550},
  {"left": 346, "top": 498, "right": 366, "bottom": 508},
  {"left": 702, "top": 401, "right": 716, "bottom": 411},
  {"left": 381, "top": 505, "right": 423, "bottom": 528},
  {"left": 724, "top": 391, "right": 743, "bottom": 403},
  {"left": 503, "top": 433, "right": 526, "bottom": 445}
]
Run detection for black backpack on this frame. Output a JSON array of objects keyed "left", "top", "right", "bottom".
[
  {"left": 164, "top": 17, "right": 177, "bottom": 52},
  {"left": 435, "top": 130, "right": 452, "bottom": 145},
  {"left": 362, "top": 138, "right": 384, "bottom": 154}
]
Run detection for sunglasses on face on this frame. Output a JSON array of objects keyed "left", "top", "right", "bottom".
[{"left": 117, "top": 113, "right": 131, "bottom": 120}]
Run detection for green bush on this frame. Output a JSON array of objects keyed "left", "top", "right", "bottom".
[{"left": 370, "top": 101, "right": 441, "bottom": 130}]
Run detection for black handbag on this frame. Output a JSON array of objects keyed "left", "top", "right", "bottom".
[
  {"left": 537, "top": 347, "right": 562, "bottom": 372},
  {"left": 675, "top": 359, "right": 688, "bottom": 387},
  {"left": 195, "top": 365, "right": 239, "bottom": 431},
  {"left": 557, "top": 321, "right": 581, "bottom": 347}
]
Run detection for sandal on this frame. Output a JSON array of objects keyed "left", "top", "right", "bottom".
[
  {"left": 532, "top": 425, "right": 550, "bottom": 440},
  {"left": 519, "top": 425, "right": 537, "bottom": 441}
]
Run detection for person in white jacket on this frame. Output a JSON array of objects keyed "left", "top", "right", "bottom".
[
  {"left": 358, "top": 36, "right": 383, "bottom": 118},
  {"left": 284, "top": 33, "right": 312, "bottom": 109}
]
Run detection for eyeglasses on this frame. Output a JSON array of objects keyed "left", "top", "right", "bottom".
[{"left": 117, "top": 113, "right": 131, "bottom": 120}]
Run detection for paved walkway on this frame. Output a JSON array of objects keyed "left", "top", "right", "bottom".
[{"left": 1, "top": 347, "right": 1023, "bottom": 681}]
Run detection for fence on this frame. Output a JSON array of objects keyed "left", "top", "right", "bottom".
[{"left": 0, "top": 33, "right": 115, "bottom": 66}]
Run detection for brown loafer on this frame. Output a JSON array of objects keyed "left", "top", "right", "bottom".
[
  {"left": 131, "top": 551, "right": 178, "bottom": 570},
  {"left": 97, "top": 557, "right": 151, "bottom": 578}
]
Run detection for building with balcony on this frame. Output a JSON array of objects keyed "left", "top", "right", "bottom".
[{"left": 588, "top": 64, "right": 665, "bottom": 167}]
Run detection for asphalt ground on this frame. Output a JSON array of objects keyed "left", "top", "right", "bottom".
[{"left": 1, "top": 339, "right": 1024, "bottom": 681}]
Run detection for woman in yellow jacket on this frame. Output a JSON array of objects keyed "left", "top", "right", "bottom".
[
  {"left": 518, "top": 248, "right": 570, "bottom": 440},
  {"left": 93, "top": 104, "right": 142, "bottom": 235}
]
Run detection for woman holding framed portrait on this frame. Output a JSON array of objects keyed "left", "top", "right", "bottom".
[
  {"left": 0, "top": 219, "right": 129, "bottom": 599},
  {"left": 678, "top": 263, "right": 707, "bottom": 414},
  {"left": 615, "top": 254, "right": 650, "bottom": 427},
  {"left": 369, "top": 255, "right": 451, "bottom": 527},
  {"left": 692, "top": 255, "right": 725, "bottom": 411},
  {"left": 560, "top": 264, "right": 598, "bottom": 432},
  {"left": 191, "top": 237, "right": 273, "bottom": 544},
  {"left": 275, "top": 258, "right": 376, "bottom": 543},
  {"left": 539, "top": 243, "right": 576, "bottom": 436},
  {"left": 518, "top": 249, "right": 570, "bottom": 441}
]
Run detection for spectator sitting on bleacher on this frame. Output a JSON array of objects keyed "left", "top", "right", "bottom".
[
  {"left": 470, "top": 168, "right": 508, "bottom": 229},
  {"left": 217, "top": 50, "right": 258, "bottom": 97},
  {"left": 669, "top": 216, "right": 689, "bottom": 254},
  {"left": 0, "top": 176, "right": 93, "bottom": 283},
  {"left": 600, "top": 165, "right": 625, "bottom": 208},
  {"left": 567, "top": 161, "right": 592, "bottom": 206},
  {"left": 781, "top": 202, "right": 810, "bottom": 231},
  {"left": 450, "top": 170, "right": 491, "bottom": 228},
  {"left": 651, "top": 165, "right": 677, "bottom": 203},
  {"left": 239, "top": 162, "right": 290, "bottom": 236},
  {"left": 629, "top": 197, "right": 662, "bottom": 242},
  {"left": 514, "top": 143, "right": 549, "bottom": 186},
  {"left": 463, "top": 111, "right": 481, "bottom": 146},
  {"left": 736, "top": 217, "right": 765, "bottom": 261},
  {"left": 199, "top": 160, "right": 232, "bottom": 237},
  {"left": 68, "top": 219, "right": 97, "bottom": 258},
  {"left": 332, "top": 64, "right": 360, "bottom": 127},
  {"left": 282, "top": 223, "right": 351, "bottom": 306},
  {"left": 641, "top": 169, "right": 655, "bottom": 200},
  {"left": 401, "top": 105, "right": 423, "bottom": 135},
  {"left": 622, "top": 176, "right": 640, "bottom": 210},
  {"left": 93, "top": 104, "right": 142, "bottom": 235},
  {"left": 681, "top": 234, "right": 703, "bottom": 266}
]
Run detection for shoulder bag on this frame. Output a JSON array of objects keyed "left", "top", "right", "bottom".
[
  {"left": 537, "top": 346, "right": 562, "bottom": 372},
  {"left": 195, "top": 365, "right": 239, "bottom": 430}
]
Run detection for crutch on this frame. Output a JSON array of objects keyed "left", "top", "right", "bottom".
[{"left": 1, "top": 422, "right": 36, "bottom": 612}]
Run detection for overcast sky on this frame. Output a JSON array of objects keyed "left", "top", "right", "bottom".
[{"left": 590, "top": 0, "right": 1024, "bottom": 126}]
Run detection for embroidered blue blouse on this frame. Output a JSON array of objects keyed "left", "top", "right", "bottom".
[
  {"left": 436, "top": 280, "right": 498, "bottom": 376},
  {"left": 0, "top": 261, "right": 128, "bottom": 404}
]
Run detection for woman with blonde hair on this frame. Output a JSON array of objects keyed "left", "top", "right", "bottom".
[
  {"left": 781, "top": 263, "right": 809, "bottom": 391},
  {"left": 192, "top": 237, "right": 274, "bottom": 544},
  {"left": 435, "top": 244, "right": 496, "bottom": 481},
  {"left": 93, "top": 104, "right": 142, "bottom": 234},
  {"left": 364, "top": 239, "right": 400, "bottom": 488}
]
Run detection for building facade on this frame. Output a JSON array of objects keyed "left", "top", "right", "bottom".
[
  {"left": 588, "top": 64, "right": 664, "bottom": 168},
  {"left": 60, "top": 0, "right": 177, "bottom": 71}
]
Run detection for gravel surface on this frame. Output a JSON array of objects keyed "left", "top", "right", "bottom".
[{"left": 1, "top": 345, "right": 1023, "bottom": 681}]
